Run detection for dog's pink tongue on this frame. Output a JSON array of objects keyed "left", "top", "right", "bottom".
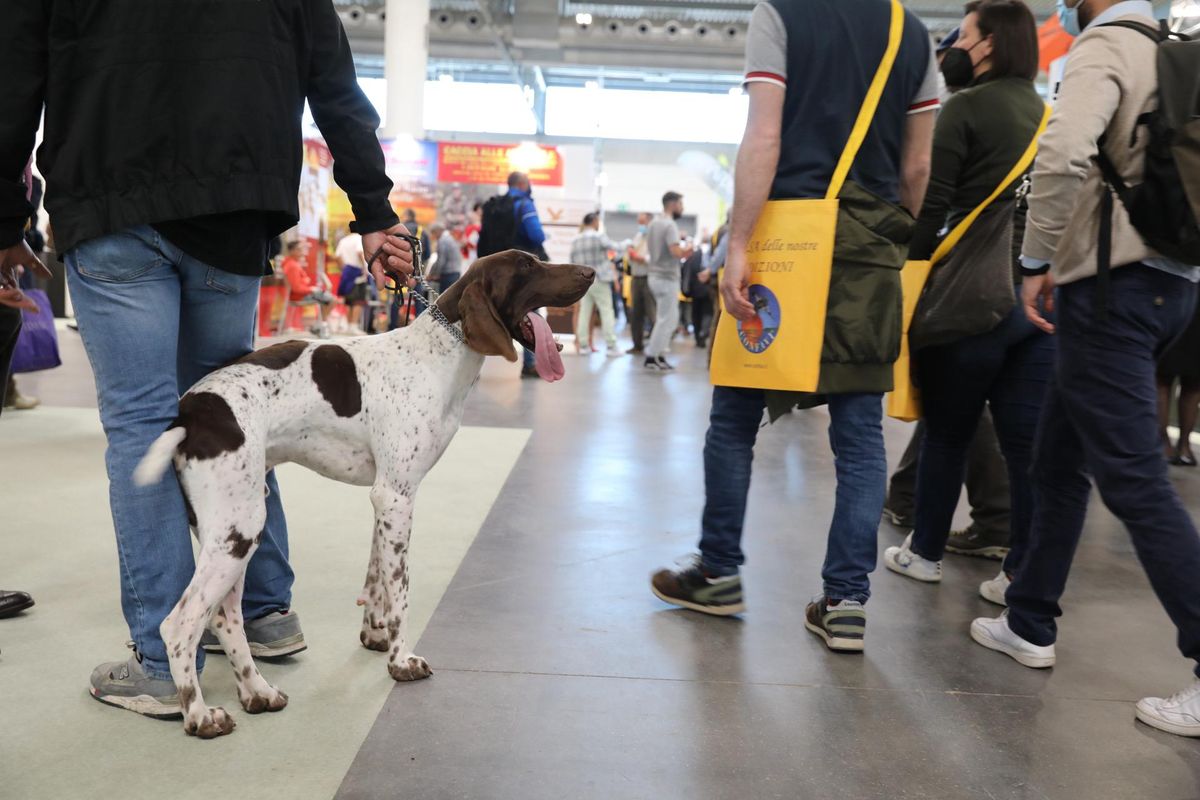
[{"left": 527, "top": 312, "right": 565, "bottom": 382}]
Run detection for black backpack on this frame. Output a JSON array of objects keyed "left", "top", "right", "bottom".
[
  {"left": 1095, "top": 21, "right": 1200, "bottom": 285},
  {"left": 476, "top": 194, "right": 517, "bottom": 258}
]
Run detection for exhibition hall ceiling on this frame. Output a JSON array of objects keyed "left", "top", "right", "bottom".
[{"left": 338, "top": 0, "right": 1189, "bottom": 88}]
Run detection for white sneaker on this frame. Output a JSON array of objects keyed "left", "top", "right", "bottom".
[
  {"left": 1136, "top": 681, "right": 1200, "bottom": 737},
  {"left": 979, "top": 570, "right": 1010, "bottom": 607},
  {"left": 606, "top": 345, "right": 622, "bottom": 358},
  {"left": 970, "top": 612, "right": 1055, "bottom": 668},
  {"left": 883, "top": 533, "right": 942, "bottom": 583}
]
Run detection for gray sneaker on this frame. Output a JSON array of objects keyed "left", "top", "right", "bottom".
[
  {"left": 200, "top": 609, "right": 306, "bottom": 659},
  {"left": 945, "top": 525, "right": 1010, "bottom": 561},
  {"left": 89, "top": 649, "right": 182, "bottom": 719}
]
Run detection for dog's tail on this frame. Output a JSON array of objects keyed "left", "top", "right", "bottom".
[{"left": 133, "top": 427, "right": 188, "bottom": 487}]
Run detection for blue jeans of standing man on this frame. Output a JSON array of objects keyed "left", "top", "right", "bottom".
[
  {"left": 698, "top": 387, "right": 888, "bottom": 604},
  {"left": 66, "top": 225, "right": 294, "bottom": 680},
  {"left": 1006, "top": 265, "right": 1200, "bottom": 675},
  {"left": 912, "top": 302, "right": 1055, "bottom": 573}
]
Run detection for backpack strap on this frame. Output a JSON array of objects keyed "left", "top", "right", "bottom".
[
  {"left": 1098, "top": 20, "right": 1166, "bottom": 43},
  {"left": 825, "top": 0, "right": 905, "bottom": 200}
]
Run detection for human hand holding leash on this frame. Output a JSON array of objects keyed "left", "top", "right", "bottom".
[
  {"left": 1022, "top": 273, "right": 1056, "bottom": 335},
  {"left": 364, "top": 224, "right": 416, "bottom": 290},
  {"left": 720, "top": 247, "right": 756, "bottom": 321}
]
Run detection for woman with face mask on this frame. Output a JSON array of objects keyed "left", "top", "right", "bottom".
[{"left": 885, "top": 0, "right": 1051, "bottom": 604}]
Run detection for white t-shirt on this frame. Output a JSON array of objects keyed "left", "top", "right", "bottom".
[{"left": 335, "top": 233, "right": 364, "bottom": 269}]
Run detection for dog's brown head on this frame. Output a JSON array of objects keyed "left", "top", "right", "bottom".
[{"left": 436, "top": 249, "right": 595, "bottom": 382}]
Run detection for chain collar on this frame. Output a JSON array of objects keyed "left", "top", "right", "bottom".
[{"left": 428, "top": 302, "right": 467, "bottom": 345}]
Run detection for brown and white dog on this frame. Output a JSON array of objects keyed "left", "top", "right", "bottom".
[{"left": 134, "top": 250, "right": 594, "bottom": 738}]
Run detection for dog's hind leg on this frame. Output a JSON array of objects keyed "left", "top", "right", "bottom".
[
  {"left": 162, "top": 465, "right": 267, "bottom": 738},
  {"left": 211, "top": 575, "right": 288, "bottom": 714},
  {"left": 369, "top": 481, "right": 431, "bottom": 682},
  {"left": 358, "top": 529, "right": 389, "bottom": 652}
]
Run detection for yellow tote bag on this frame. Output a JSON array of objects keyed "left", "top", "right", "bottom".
[
  {"left": 710, "top": 0, "right": 905, "bottom": 393},
  {"left": 886, "top": 102, "right": 1053, "bottom": 422}
]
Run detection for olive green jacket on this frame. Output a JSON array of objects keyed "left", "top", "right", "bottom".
[{"left": 765, "top": 181, "right": 912, "bottom": 421}]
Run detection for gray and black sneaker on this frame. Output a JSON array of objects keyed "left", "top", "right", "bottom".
[
  {"left": 945, "top": 525, "right": 1010, "bottom": 561},
  {"left": 200, "top": 609, "right": 306, "bottom": 659},
  {"left": 650, "top": 555, "right": 744, "bottom": 616},
  {"left": 89, "top": 644, "right": 182, "bottom": 719},
  {"left": 804, "top": 596, "right": 866, "bottom": 653}
]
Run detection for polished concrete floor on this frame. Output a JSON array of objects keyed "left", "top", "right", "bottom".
[{"left": 4, "top": 322, "right": 1200, "bottom": 799}]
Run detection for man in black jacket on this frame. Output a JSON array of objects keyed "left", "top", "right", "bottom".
[{"left": 0, "top": 0, "right": 414, "bottom": 720}]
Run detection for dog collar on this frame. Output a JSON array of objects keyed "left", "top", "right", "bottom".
[{"left": 428, "top": 303, "right": 467, "bottom": 346}]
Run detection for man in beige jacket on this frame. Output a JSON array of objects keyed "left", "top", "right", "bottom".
[{"left": 970, "top": 0, "right": 1200, "bottom": 738}]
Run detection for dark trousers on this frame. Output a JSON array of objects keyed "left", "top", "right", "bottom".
[
  {"left": 0, "top": 305, "right": 21, "bottom": 414},
  {"left": 1007, "top": 266, "right": 1200, "bottom": 676},
  {"left": 912, "top": 304, "right": 1054, "bottom": 573},
  {"left": 691, "top": 294, "right": 713, "bottom": 347},
  {"left": 629, "top": 276, "right": 655, "bottom": 351},
  {"left": 887, "top": 412, "right": 1011, "bottom": 537}
]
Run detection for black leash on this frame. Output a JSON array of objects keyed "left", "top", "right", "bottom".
[{"left": 365, "top": 231, "right": 464, "bottom": 342}]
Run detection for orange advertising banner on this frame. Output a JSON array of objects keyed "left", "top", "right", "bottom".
[{"left": 437, "top": 142, "right": 564, "bottom": 187}]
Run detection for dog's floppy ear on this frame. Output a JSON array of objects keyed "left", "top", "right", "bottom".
[{"left": 458, "top": 282, "right": 518, "bottom": 361}]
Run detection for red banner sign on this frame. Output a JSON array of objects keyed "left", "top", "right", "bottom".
[{"left": 437, "top": 142, "right": 564, "bottom": 187}]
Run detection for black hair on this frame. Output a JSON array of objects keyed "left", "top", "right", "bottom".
[
  {"left": 662, "top": 191, "right": 682, "bottom": 208},
  {"left": 964, "top": 0, "right": 1039, "bottom": 82}
]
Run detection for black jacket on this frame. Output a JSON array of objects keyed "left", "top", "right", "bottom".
[{"left": 0, "top": 0, "right": 398, "bottom": 253}]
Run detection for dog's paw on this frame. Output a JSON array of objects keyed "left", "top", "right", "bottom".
[
  {"left": 241, "top": 687, "right": 289, "bottom": 714},
  {"left": 183, "top": 706, "right": 237, "bottom": 739},
  {"left": 359, "top": 629, "right": 390, "bottom": 652},
  {"left": 388, "top": 655, "right": 433, "bottom": 682}
]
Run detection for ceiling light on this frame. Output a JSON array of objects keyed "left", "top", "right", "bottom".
[{"left": 575, "top": 12, "right": 593, "bottom": 26}]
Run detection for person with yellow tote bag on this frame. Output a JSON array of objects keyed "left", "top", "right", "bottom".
[
  {"left": 882, "top": 1, "right": 1057, "bottom": 610},
  {"left": 650, "top": 0, "right": 940, "bottom": 653}
]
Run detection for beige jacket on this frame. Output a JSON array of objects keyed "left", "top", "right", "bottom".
[{"left": 1022, "top": 15, "right": 1164, "bottom": 285}]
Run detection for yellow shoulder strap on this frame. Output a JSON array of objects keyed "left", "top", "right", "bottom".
[
  {"left": 929, "top": 102, "right": 1053, "bottom": 266},
  {"left": 826, "top": 0, "right": 906, "bottom": 201}
]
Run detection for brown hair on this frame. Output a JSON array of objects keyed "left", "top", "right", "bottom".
[{"left": 964, "top": 0, "right": 1039, "bottom": 81}]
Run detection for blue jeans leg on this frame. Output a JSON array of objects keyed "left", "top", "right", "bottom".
[
  {"left": 698, "top": 386, "right": 766, "bottom": 576},
  {"left": 823, "top": 393, "right": 887, "bottom": 604},
  {"left": 66, "top": 227, "right": 199, "bottom": 680},
  {"left": 172, "top": 249, "right": 294, "bottom": 620}
]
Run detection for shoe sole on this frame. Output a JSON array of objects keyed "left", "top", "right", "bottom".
[
  {"left": 1135, "top": 705, "right": 1200, "bottom": 737},
  {"left": 203, "top": 634, "right": 307, "bottom": 659},
  {"left": 0, "top": 597, "right": 35, "bottom": 618},
  {"left": 882, "top": 510, "right": 914, "bottom": 529},
  {"left": 883, "top": 553, "right": 942, "bottom": 583},
  {"left": 803, "top": 618, "right": 865, "bottom": 653},
  {"left": 89, "top": 689, "right": 182, "bottom": 720},
  {"left": 970, "top": 620, "right": 1054, "bottom": 668},
  {"left": 650, "top": 586, "right": 744, "bottom": 617},
  {"left": 945, "top": 544, "right": 1010, "bottom": 561}
]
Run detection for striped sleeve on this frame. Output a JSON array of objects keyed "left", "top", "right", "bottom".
[
  {"left": 908, "top": 44, "right": 942, "bottom": 115},
  {"left": 744, "top": 4, "right": 787, "bottom": 89}
]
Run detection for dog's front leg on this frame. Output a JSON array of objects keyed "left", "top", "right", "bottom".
[
  {"left": 211, "top": 575, "right": 288, "bottom": 714},
  {"left": 370, "top": 482, "right": 431, "bottom": 682}
]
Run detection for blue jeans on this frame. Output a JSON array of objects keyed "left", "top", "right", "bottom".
[
  {"left": 66, "top": 225, "right": 294, "bottom": 679},
  {"left": 1007, "top": 265, "right": 1200, "bottom": 675},
  {"left": 912, "top": 302, "right": 1054, "bottom": 572},
  {"left": 698, "top": 387, "right": 887, "bottom": 604}
]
